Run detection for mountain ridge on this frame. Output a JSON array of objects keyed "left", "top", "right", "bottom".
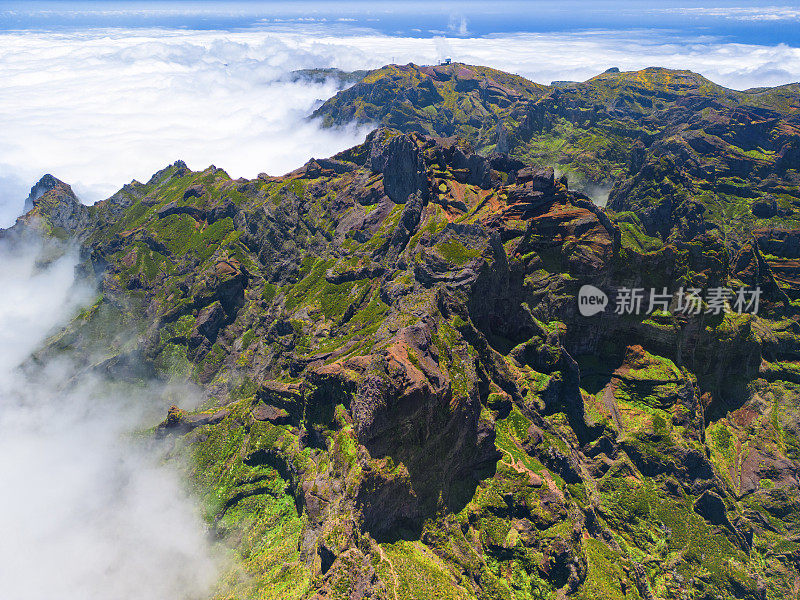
[
  {"left": 7, "top": 61, "right": 800, "bottom": 600},
  {"left": 314, "top": 62, "right": 800, "bottom": 250}
]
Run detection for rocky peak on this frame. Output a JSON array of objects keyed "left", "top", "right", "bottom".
[
  {"left": 16, "top": 174, "right": 88, "bottom": 236},
  {"left": 146, "top": 160, "right": 189, "bottom": 186},
  {"left": 312, "top": 62, "right": 548, "bottom": 144},
  {"left": 366, "top": 128, "right": 429, "bottom": 203},
  {"left": 23, "top": 173, "right": 62, "bottom": 212}
]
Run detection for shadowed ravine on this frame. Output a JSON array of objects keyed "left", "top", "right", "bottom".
[{"left": 3, "top": 62, "right": 800, "bottom": 600}]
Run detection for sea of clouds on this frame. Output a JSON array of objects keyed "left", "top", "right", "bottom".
[
  {"left": 1, "top": 25, "right": 799, "bottom": 226},
  {"left": 0, "top": 15, "right": 798, "bottom": 600},
  {"left": 0, "top": 233, "right": 220, "bottom": 600}
]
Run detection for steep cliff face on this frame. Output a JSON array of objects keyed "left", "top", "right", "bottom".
[
  {"left": 16, "top": 174, "right": 90, "bottom": 236},
  {"left": 23, "top": 173, "right": 61, "bottom": 213},
  {"left": 9, "top": 63, "right": 800, "bottom": 600},
  {"left": 316, "top": 64, "right": 800, "bottom": 245}
]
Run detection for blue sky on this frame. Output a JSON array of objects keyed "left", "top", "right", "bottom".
[{"left": 2, "top": 1, "right": 800, "bottom": 45}]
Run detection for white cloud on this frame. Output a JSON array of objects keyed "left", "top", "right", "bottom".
[
  {"left": 0, "top": 237, "right": 89, "bottom": 370},
  {"left": 448, "top": 14, "right": 469, "bottom": 36},
  {"left": 299, "top": 28, "right": 800, "bottom": 89},
  {"left": 0, "top": 234, "right": 220, "bottom": 600},
  {"left": 656, "top": 6, "right": 800, "bottom": 22},
  {"left": 0, "top": 28, "right": 375, "bottom": 225},
  {"left": 0, "top": 25, "right": 798, "bottom": 227}
]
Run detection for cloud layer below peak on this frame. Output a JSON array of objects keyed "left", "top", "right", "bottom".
[{"left": 0, "top": 25, "right": 798, "bottom": 226}]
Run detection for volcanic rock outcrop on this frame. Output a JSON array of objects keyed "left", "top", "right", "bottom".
[{"left": 9, "top": 64, "right": 800, "bottom": 600}]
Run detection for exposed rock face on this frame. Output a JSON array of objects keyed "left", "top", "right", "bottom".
[
  {"left": 316, "top": 63, "right": 800, "bottom": 242},
  {"left": 367, "top": 129, "right": 429, "bottom": 203},
  {"left": 16, "top": 174, "right": 89, "bottom": 235},
  {"left": 23, "top": 173, "right": 60, "bottom": 212},
  {"left": 10, "top": 64, "right": 800, "bottom": 600}
]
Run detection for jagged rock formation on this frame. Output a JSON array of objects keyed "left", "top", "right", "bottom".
[
  {"left": 315, "top": 63, "right": 800, "bottom": 248},
  {"left": 23, "top": 173, "right": 60, "bottom": 213},
  {"left": 18, "top": 174, "right": 88, "bottom": 234},
  {"left": 8, "top": 64, "right": 800, "bottom": 600}
]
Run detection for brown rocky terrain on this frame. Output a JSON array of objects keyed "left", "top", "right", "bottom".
[{"left": 7, "top": 63, "right": 800, "bottom": 600}]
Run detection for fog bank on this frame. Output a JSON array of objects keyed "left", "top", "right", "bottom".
[
  {"left": 0, "top": 233, "right": 219, "bottom": 600},
  {"left": 2, "top": 25, "right": 799, "bottom": 225}
]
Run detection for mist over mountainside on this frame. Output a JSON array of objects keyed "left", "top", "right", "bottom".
[
  {"left": 0, "top": 232, "right": 219, "bottom": 600},
  {"left": 4, "top": 58, "right": 800, "bottom": 600},
  {"left": 2, "top": 20, "right": 799, "bottom": 227}
]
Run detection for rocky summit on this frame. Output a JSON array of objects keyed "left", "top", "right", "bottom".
[{"left": 8, "top": 63, "right": 800, "bottom": 600}]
